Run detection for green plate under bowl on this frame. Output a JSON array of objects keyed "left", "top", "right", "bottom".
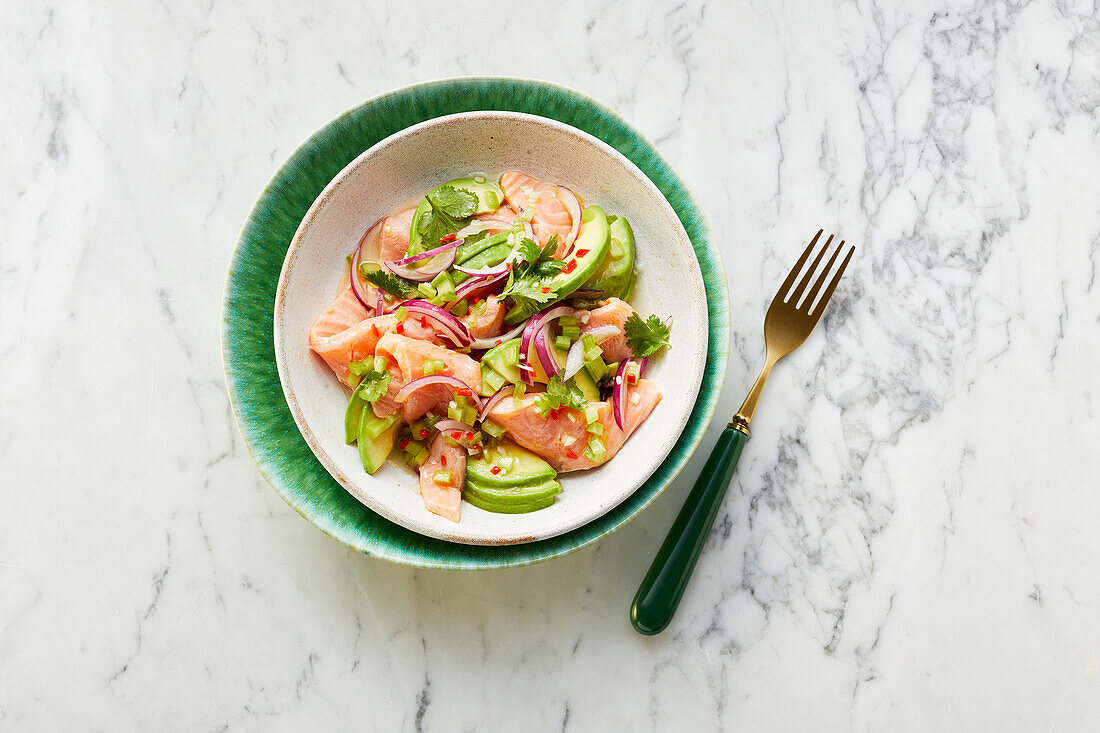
[{"left": 223, "top": 78, "right": 729, "bottom": 569}]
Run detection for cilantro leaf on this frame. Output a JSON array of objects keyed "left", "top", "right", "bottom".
[
  {"left": 357, "top": 368, "right": 392, "bottom": 403},
  {"left": 534, "top": 375, "right": 587, "bottom": 416},
  {"left": 624, "top": 312, "right": 671, "bottom": 358},
  {"left": 415, "top": 186, "right": 478, "bottom": 251},
  {"left": 360, "top": 267, "right": 416, "bottom": 298},
  {"left": 429, "top": 186, "right": 478, "bottom": 219}
]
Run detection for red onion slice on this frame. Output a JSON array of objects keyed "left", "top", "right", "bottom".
[
  {"left": 563, "top": 338, "right": 585, "bottom": 380},
  {"left": 385, "top": 249, "right": 456, "bottom": 282},
  {"left": 400, "top": 299, "right": 473, "bottom": 347},
  {"left": 476, "top": 386, "right": 511, "bottom": 423},
  {"left": 394, "top": 374, "right": 482, "bottom": 407},
  {"left": 584, "top": 325, "right": 621, "bottom": 343},
  {"left": 556, "top": 186, "right": 583, "bottom": 255},
  {"left": 519, "top": 305, "right": 573, "bottom": 384},
  {"left": 470, "top": 321, "right": 527, "bottom": 350},
  {"left": 454, "top": 272, "right": 507, "bottom": 301},
  {"left": 612, "top": 360, "right": 630, "bottom": 430},
  {"left": 391, "top": 238, "right": 463, "bottom": 267},
  {"left": 350, "top": 217, "right": 385, "bottom": 309}
]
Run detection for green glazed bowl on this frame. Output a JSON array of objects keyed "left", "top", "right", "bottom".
[{"left": 223, "top": 78, "right": 729, "bottom": 569}]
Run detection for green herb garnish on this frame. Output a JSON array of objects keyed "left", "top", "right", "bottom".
[
  {"left": 534, "top": 375, "right": 587, "bottom": 416},
  {"left": 359, "top": 266, "right": 416, "bottom": 299},
  {"left": 624, "top": 312, "right": 671, "bottom": 358},
  {"left": 417, "top": 186, "right": 478, "bottom": 247}
]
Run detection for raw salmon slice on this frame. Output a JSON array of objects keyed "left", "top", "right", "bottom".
[
  {"left": 379, "top": 207, "right": 416, "bottom": 262},
  {"left": 577, "top": 298, "right": 637, "bottom": 363},
  {"left": 375, "top": 332, "right": 482, "bottom": 421},
  {"left": 499, "top": 171, "right": 575, "bottom": 255},
  {"left": 463, "top": 295, "right": 505, "bottom": 341},
  {"left": 418, "top": 433, "right": 465, "bottom": 522},
  {"left": 487, "top": 379, "right": 661, "bottom": 472},
  {"left": 309, "top": 286, "right": 436, "bottom": 386}
]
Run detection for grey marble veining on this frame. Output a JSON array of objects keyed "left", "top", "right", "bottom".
[{"left": 2, "top": 0, "right": 1099, "bottom": 730}]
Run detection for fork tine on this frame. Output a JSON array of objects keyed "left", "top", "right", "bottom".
[
  {"left": 810, "top": 245, "right": 854, "bottom": 318},
  {"left": 788, "top": 234, "right": 833, "bottom": 303},
  {"left": 800, "top": 239, "right": 844, "bottom": 311},
  {"left": 777, "top": 230, "right": 822, "bottom": 300}
]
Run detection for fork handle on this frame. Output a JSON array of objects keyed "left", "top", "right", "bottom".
[{"left": 630, "top": 426, "right": 747, "bottom": 635}]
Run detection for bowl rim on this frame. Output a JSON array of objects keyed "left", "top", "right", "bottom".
[
  {"left": 222, "top": 77, "right": 729, "bottom": 569},
  {"left": 272, "top": 109, "right": 709, "bottom": 545}
]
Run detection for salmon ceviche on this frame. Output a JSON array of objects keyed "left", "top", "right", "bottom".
[{"left": 309, "top": 171, "right": 672, "bottom": 522}]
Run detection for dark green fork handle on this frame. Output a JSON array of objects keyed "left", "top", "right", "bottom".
[{"left": 630, "top": 426, "right": 747, "bottom": 635}]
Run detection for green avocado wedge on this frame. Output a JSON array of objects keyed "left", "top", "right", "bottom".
[
  {"left": 581, "top": 214, "right": 636, "bottom": 300},
  {"left": 464, "top": 482, "right": 561, "bottom": 514},
  {"left": 358, "top": 412, "right": 399, "bottom": 474},
  {"left": 466, "top": 440, "right": 557, "bottom": 488},
  {"left": 344, "top": 381, "right": 369, "bottom": 444},
  {"left": 452, "top": 241, "right": 511, "bottom": 285},
  {"left": 548, "top": 205, "right": 610, "bottom": 297},
  {"left": 466, "top": 478, "right": 563, "bottom": 504}
]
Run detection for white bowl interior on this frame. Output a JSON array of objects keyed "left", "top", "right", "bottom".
[{"left": 275, "top": 112, "right": 707, "bottom": 544}]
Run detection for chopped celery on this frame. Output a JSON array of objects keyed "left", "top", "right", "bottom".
[
  {"left": 482, "top": 420, "right": 505, "bottom": 439},
  {"left": 423, "top": 359, "right": 445, "bottom": 376},
  {"left": 586, "top": 421, "right": 604, "bottom": 435},
  {"left": 450, "top": 298, "right": 469, "bottom": 317},
  {"left": 581, "top": 334, "right": 596, "bottom": 352},
  {"left": 462, "top": 406, "right": 478, "bottom": 425},
  {"left": 417, "top": 282, "right": 436, "bottom": 298},
  {"left": 430, "top": 271, "right": 456, "bottom": 304},
  {"left": 583, "top": 436, "right": 606, "bottom": 462},
  {"left": 347, "top": 360, "right": 369, "bottom": 376},
  {"left": 432, "top": 471, "right": 453, "bottom": 485},
  {"left": 561, "top": 325, "right": 581, "bottom": 339},
  {"left": 395, "top": 306, "right": 407, "bottom": 322},
  {"left": 553, "top": 335, "right": 571, "bottom": 351},
  {"left": 584, "top": 404, "right": 601, "bottom": 424},
  {"left": 373, "top": 355, "right": 389, "bottom": 373},
  {"left": 585, "top": 356, "right": 608, "bottom": 382},
  {"left": 559, "top": 316, "right": 578, "bottom": 327}
]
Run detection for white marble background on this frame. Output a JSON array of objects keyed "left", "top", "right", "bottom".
[{"left": 2, "top": 0, "right": 1099, "bottom": 730}]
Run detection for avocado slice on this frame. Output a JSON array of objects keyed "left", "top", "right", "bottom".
[
  {"left": 466, "top": 478, "right": 563, "bottom": 504},
  {"left": 409, "top": 178, "right": 504, "bottom": 254},
  {"left": 455, "top": 231, "right": 508, "bottom": 265},
  {"left": 344, "top": 381, "right": 370, "bottom": 444},
  {"left": 503, "top": 206, "right": 610, "bottom": 325},
  {"left": 482, "top": 338, "right": 522, "bottom": 385},
  {"left": 452, "top": 241, "right": 511, "bottom": 285},
  {"left": 464, "top": 491, "right": 558, "bottom": 514},
  {"left": 464, "top": 478, "right": 562, "bottom": 513},
  {"left": 581, "top": 214, "right": 636, "bottom": 300},
  {"left": 357, "top": 411, "right": 399, "bottom": 474},
  {"left": 466, "top": 440, "right": 556, "bottom": 488}
]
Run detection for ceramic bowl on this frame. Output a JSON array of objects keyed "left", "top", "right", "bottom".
[
  {"left": 224, "top": 78, "right": 728, "bottom": 566},
  {"left": 274, "top": 112, "right": 708, "bottom": 544}
]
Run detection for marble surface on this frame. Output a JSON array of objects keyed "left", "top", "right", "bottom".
[{"left": 3, "top": 0, "right": 1099, "bottom": 730}]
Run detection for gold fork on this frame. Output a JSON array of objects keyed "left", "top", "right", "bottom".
[{"left": 631, "top": 230, "right": 855, "bottom": 635}]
